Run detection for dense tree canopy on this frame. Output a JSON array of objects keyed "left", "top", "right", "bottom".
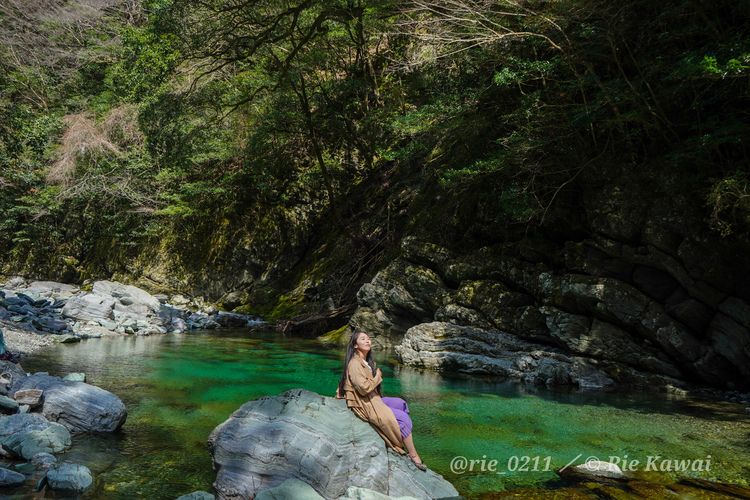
[{"left": 1, "top": 0, "right": 749, "bottom": 304}]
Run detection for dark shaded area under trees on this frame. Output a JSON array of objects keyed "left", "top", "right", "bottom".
[{"left": 0, "top": 0, "right": 749, "bottom": 320}]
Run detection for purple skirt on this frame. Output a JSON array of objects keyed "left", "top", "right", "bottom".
[{"left": 381, "top": 397, "right": 412, "bottom": 439}]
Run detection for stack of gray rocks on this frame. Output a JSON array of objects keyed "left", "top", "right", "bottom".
[
  {"left": 0, "top": 361, "right": 127, "bottom": 495},
  {"left": 0, "top": 278, "right": 259, "bottom": 339}
]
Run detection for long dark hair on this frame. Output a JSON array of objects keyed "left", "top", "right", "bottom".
[{"left": 337, "top": 329, "right": 381, "bottom": 397}]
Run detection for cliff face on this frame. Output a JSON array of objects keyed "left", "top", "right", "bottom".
[{"left": 349, "top": 177, "right": 750, "bottom": 391}]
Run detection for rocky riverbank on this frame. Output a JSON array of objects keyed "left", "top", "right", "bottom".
[
  {"left": 0, "top": 275, "right": 268, "bottom": 498},
  {"left": 0, "top": 360, "right": 126, "bottom": 496},
  {"left": 0, "top": 277, "right": 262, "bottom": 363}
]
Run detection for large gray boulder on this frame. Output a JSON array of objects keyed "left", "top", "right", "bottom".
[
  {"left": 92, "top": 280, "right": 186, "bottom": 330},
  {"left": 0, "top": 413, "right": 71, "bottom": 459},
  {"left": 10, "top": 374, "right": 126, "bottom": 433},
  {"left": 61, "top": 294, "right": 116, "bottom": 322},
  {"left": 92, "top": 280, "right": 159, "bottom": 307},
  {"left": 396, "top": 322, "right": 619, "bottom": 389},
  {"left": 26, "top": 282, "right": 78, "bottom": 299},
  {"left": 208, "top": 389, "right": 458, "bottom": 500}
]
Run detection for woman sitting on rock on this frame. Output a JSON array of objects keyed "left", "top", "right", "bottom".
[{"left": 336, "top": 329, "right": 427, "bottom": 471}]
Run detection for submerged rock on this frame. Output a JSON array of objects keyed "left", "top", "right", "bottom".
[
  {"left": 14, "top": 462, "right": 36, "bottom": 474},
  {"left": 254, "top": 478, "right": 323, "bottom": 500},
  {"left": 62, "top": 373, "right": 86, "bottom": 382},
  {"left": 10, "top": 374, "right": 127, "bottom": 433},
  {"left": 502, "top": 461, "right": 750, "bottom": 500},
  {"left": 31, "top": 452, "right": 57, "bottom": 468},
  {"left": 42, "top": 463, "right": 93, "bottom": 494},
  {"left": 53, "top": 334, "right": 81, "bottom": 343},
  {"left": 208, "top": 389, "right": 458, "bottom": 500},
  {"left": 342, "top": 487, "right": 421, "bottom": 500},
  {"left": 0, "top": 413, "right": 71, "bottom": 459},
  {"left": 0, "top": 466, "right": 26, "bottom": 487},
  {"left": 557, "top": 460, "right": 627, "bottom": 485}
]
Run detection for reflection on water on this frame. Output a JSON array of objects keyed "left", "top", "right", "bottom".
[{"left": 13, "top": 330, "right": 750, "bottom": 499}]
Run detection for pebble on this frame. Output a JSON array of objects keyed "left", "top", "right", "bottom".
[{"left": 1, "top": 325, "right": 53, "bottom": 356}]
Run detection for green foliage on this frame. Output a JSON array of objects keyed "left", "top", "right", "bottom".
[
  {"left": 707, "top": 172, "right": 750, "bottom": 236},
  {"left": 1, "top": 0, "right": 750, "bottom": 293},
  {"left": 439, "top": 154, "right": 509, "bottom": 187},
  {"left": 0, "top": 103, "right": 60, "bottom": 249},
  {"left": 493, "top": 58, "right": 557, "bottom": 86},
  {"left": 700, "top": 54, "right": 750, "bottom": 77},
  {"left": 106, "top": 26, "right": 181, "bottom": 102}
]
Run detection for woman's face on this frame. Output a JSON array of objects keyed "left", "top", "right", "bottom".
[{"left": 354, "top": 332, "right": 372, "bottom": 355}]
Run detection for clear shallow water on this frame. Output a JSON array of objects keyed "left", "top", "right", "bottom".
[{"left": 13, "top": 330, "right": 750, "bottom": 499}]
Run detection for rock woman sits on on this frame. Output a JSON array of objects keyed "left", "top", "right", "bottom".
[{"left": 336, "top": 329, "right": 427, "bottom": 471}]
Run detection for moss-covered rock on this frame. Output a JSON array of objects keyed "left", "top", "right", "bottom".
[{"left": 317, "top": 325, "right": 350, "bottom": 346}]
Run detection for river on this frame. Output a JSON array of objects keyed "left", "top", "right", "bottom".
[{"left": 14, "top": 329, "right": 750, "bottom": 499}]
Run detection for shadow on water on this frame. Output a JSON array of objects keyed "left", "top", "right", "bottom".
[{"left": 12, "top": 329, "right": 750, "bottom": 499}]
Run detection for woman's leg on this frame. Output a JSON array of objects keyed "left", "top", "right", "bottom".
[
  {"left": 381, "top": 397, "right": 424, "bottom": 468},
  {"left": 403, "top": 433, "right": 422, "bottom": 464}
]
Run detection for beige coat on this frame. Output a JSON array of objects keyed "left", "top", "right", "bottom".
[{"left": 336, "top": 354, "right": 405, "bottom": 454}]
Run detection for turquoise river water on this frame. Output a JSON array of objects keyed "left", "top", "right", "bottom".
[{"left": 10, "top": 329, "right": 750, "bottom": 499}]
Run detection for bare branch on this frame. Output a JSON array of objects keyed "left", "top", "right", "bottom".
[
  {"left": 393, "top": 0, "right": 568, "bottom": 66},
  {"left": 47, "top": 113, "right": 122, "bottom": 185},
  {"left": 0, "top": 0, "right": 139, "bottom": 104}
]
